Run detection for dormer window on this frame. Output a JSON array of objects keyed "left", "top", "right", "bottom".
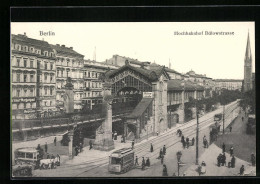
[
  {"left": 43, "top": 51, "right": 48, "bottom": 56},
  {"left": 36, "top": 50, "right": 41, "bottom": 55},
  {"left": 15, "top": 44, "right": 21, "bottom": 51},
  {"left": 30, "top": 47, "right": 34, "bottom": 53},
  {"left": 23, "top": 46, "right": 28, "bottom": 52}
]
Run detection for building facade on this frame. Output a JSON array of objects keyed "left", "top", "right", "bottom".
[
  {"left": 51, "top": 44, "right": 85, "bottom": 111},
  {"left": 214, "top": 79, "right": 243, "bottom": 91},
  {"left": 11, "top": 33, "right": 56, "bottom": 119}
]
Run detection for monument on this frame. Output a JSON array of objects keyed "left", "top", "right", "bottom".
[
  {"left": 64, "top": 77, "right": 74, "bottom": 113},
  {"left": 93, "top": 78, "right": 114, "bottom": 151}
]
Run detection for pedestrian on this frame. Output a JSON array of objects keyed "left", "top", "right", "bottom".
[
  {"left": 182, "top": 140, "right": 186, "bottom": 149},
  {"left": 242, "top": 117, "right": 244, "bottom": 122},
  {"left": 45, "top": 142, "right": 48, "bottom": 153},
  {"left": 162, "top": 164, "right": 168, "bottom": 176},
  {"left": 222, "top": 153, "right": 226, "bottom": 166},
  {"left": 191, "top": 137, "right": 195, "bottom": 146},
  {"left": 54, "top": 137, "right": 57, "bottom": 146},
  {"left": 251, "top": 153, "right": 256, "bottom": 166},
  {"left": 179, "top": 130, "right": 182, "bottom": 137},
  {"left": 89, "top": 140, "right": 93, "bottom": 150},
  {"left": 181, "top": 135, "right": 185, "bottom": 143},
  {"left": 51, "top": 154, "right": 55, "bottom": 159},
  {"left": 141, "top": 157, "right": 145, "bottom": 170},
  {"left": 157, "top": 149, "right": 162, "bottom": 159},
  {"left": 150, "top": 143, "right": 153, "bottom": 152},
  {"left": 205, "top": 139, "right": 208, "bottom": 148},
  {"left": 132, "top": 140, "right": 135, "bottom": 149},
  {"left": 201, "top": 161, "right": 206, "bottom": 166},
  {"left": 135, "top": 156, "right": 139, "bottom": 166},
  {"left": 79, "top": 142, "right": 83, "bottom": 152},
  {"left": 47, "top": 153, "right": 50, "bottom": 159},
  {"left": 230, "top": 146, "right": 234, "bottom": 157},
  {"left": 217, "top": 153, "right": 222, "bottom": 167},
  {"left": 161, "top": 154, "right": 164, "bottom": 164},
  {"left": 112, "top": 132, "right": 114, "bottom": 140},
  {"left": 222, "top": 142, "right": 226, "bottom": 153},
  {"left": 231, "top": 156, "right": 236, "bottom": 168},
  {"left": 229, "top": 126, "right": 232, "bottom": 133},
  {"left": 157, "top": 131, "right": 159, "bottom": 136},
  {"left": 203, "top": 135, "right": 206, "bottom": 142},
  {"left": 163, "top": 145, "right": 166, "bottom": 155},
  {"left": 146, "top": 157, "right": 150, "bottom": 167},
  {"left": 186, "top": 137, "right": 190, "bottom": 148},
  {"left": 56, "top": 154, "right": 60, "bottom": 166},
  {"left": 114, "top": 131, "right": 117, "bottom": 140},
  {"left": 75, "top": 146, "right": 79, "bottom": 156},
  {"left": 240, "top": 165, "right": 245, "bottom": 175}
]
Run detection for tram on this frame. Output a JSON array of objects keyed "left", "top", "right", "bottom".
[{"left": 108, "top": 148, "right": 134, "bottom": 174}]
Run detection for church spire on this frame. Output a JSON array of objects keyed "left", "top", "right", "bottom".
[{"left": 245, "top": 31, "right": 252, "bottom": 60}]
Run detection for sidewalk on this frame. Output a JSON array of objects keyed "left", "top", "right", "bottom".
[{"left": 184, "top": 144, "right": 256, "bottom": 176}]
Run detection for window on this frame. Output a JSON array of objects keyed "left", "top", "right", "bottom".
[
  {"left": 44, "top": 74, "right": 47, "bottom": 81},
  {"left": 30, "top": 60, "right": 34, "bottom": 68},
  {"left": 30, "top": 47, "right": 34, "bottom": 53},
  {"left": 44, "top": 51, "right": 48, "bottom": 56},
  {"left": 45, "top": 101, "right": 47, "bottom": 106},
  {"left": 24, "top": 89, "right": 27, "bottom": 96},
  {"left": 50, "top": 88, "right": 53, "bottom": 95},
  {"left": 88, "top": 72, "right": 90, "bottom": 77},
  {"left": 24, "top": 75, "right": 27, "bottom": 82},
  {"left": 92, "top": 72, "right": 95, "bottom": 77},
  {"left": 17, "top": 58, "right": 20, "bottom": 67},
  {"left": 30, "top": 75, "right": 34, "bottom": 82},
  {"left": 17, "top": 89, "right": 20, "bottom": 97},
  {"left": 30, "top": 89, "right": 33, "bottom": 96},
  {"left": 45, "top": 62, "right": 47, "bottom": 70},
  {"left": 45, "top": 88, "right": 47, "bottom": 95},
  {"left": 50, "top": 75, "right": 53, "bottom": 82},
  {"left": 50, "top": 63, "right": 53, "bottom": 70},
  {"left": 17, "top": 73, "right": 20, "bottom": 82},
  {"left": 50, "top": 101, "right": 52, "bottom": 106},
  {"left": 24, "top": 59, "right": 27, "bottom": 67}
]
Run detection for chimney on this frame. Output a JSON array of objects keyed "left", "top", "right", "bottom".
[
  {"left": 61, "top": 45, "right": 65, "bottom": 47},
  {"left": 70, "top": 47, "right": 73, "bottom": 50},
  {"left": 24, "top": 32, "right": 27, "bottom": 37},
  {"left": 56, "top": 44, "right": 60, "bottom": 46}
]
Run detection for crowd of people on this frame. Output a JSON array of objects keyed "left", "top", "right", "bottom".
[{"left": 181, "top": 134, "right": 195, "bottom": 149}]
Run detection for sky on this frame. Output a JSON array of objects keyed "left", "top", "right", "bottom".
[{"left": 11, "top": 22, "right": 255, "bottom": 79}]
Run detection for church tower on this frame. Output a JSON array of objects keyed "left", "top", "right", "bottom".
[{"left": 243, "top": 31, "right": 252, "bottom": 92}]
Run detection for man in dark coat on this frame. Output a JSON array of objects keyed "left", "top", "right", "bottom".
[
  {"left": 75, "top": 146, "right": 79, "bottom": 156},
  {"left": 222, "top": 143, "right": 226, "bottom": 153},
  {"left": 222, "top": 153, "right": 226, "bottom": 166},
  {"left": 240, "top": 165, "right": 245, "bottom": 175},
  {"left": 158, "top": 148, "right": 163, "bottom": 159},
  {"left": 162, "top": 164, "right": 168, "bottom": 176},
  {"left": 135, "top": 156, "right": 139, "bottom": 166},
  {"left": 182, "top": 140, "right": 186, "bottom": 149},
  {"left": 229, "top": 126, "right": 232, "bottom": 133},
  {"left": 251, "top": 153, "right": 256, "bottom": 166},
  {"left": 231, "top": 156, "right": 236, "bottom": 168},
  {"left": 150, "top": 143, "right": 153, "bottom": 152},
  {"left": 146, "top": 157, "right": 150, "bottom": 167},
  {"left": 89, "top": 140, "right": 93, "bottom": 150},
  {"left": 181, "top": 135, "right": 185, "bottom": 143},
  {"left": 163, "top": 145, "right": 166, "bottom": 155},
  {"left": 54, "top": 137, "right": 57, "bottom": 146},
  {"left": 161, "top": 154, "right": 164, "bottom": 164},
  {"left": 217, "top": 153, "right": 222, "bottom": 167},
  {"left": 141, "top": 157, "right": 145, "bottom": 170},
  {"left": 186, "top": 137, "right": 190, "bottom": 148},
  {"left": 132, "top": 140, "right": 135, "bottom": 149},
  {"left": 191, "top": 137, "right": 195, "bottom": 146},
  {"left": 45, "top": 142, "right": 48, "bottom": 153}
]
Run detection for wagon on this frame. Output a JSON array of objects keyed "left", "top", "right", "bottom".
[
  {"left": 14, "top": 147, "right": 40, "bottom": 170},
  {"left": 108, "top": 148, "right": 134, "bottom": 174}
]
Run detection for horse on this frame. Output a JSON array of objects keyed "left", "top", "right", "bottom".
[{"left": 40, "top": 157, "right": 59, "bottom": 169}]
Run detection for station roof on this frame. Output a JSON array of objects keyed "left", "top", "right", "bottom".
[{"left": 103, "top": 62, "right": 170, "bottom": 82}]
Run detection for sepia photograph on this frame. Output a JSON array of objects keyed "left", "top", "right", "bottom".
[{"left": 10, "top": 21, "right": 256, "bottom": 178}]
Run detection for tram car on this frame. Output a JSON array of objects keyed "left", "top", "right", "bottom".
[
  {"left": 108, "top": 148, "right": 134, "bottom": 174},
  {"left": 14, "top": 147, "right": 40, "bottom": 169}
]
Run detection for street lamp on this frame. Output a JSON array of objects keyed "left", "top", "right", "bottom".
[
  {"left": 176, "top": 151, "right": 182, "bottom": 176},
  {"left": 196, "top": 108, "right": 199, "bottom": 165}
]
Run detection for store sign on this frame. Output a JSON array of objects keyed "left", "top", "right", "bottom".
[
  {"left": 24, "top": 109, "right": 36, "bottom": 114},
  {"left": 12, "top": 98, "right": 36, "bottom": 103},
  {"left": 143, "top": 92, "right": 154, "bottom": 98}
]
